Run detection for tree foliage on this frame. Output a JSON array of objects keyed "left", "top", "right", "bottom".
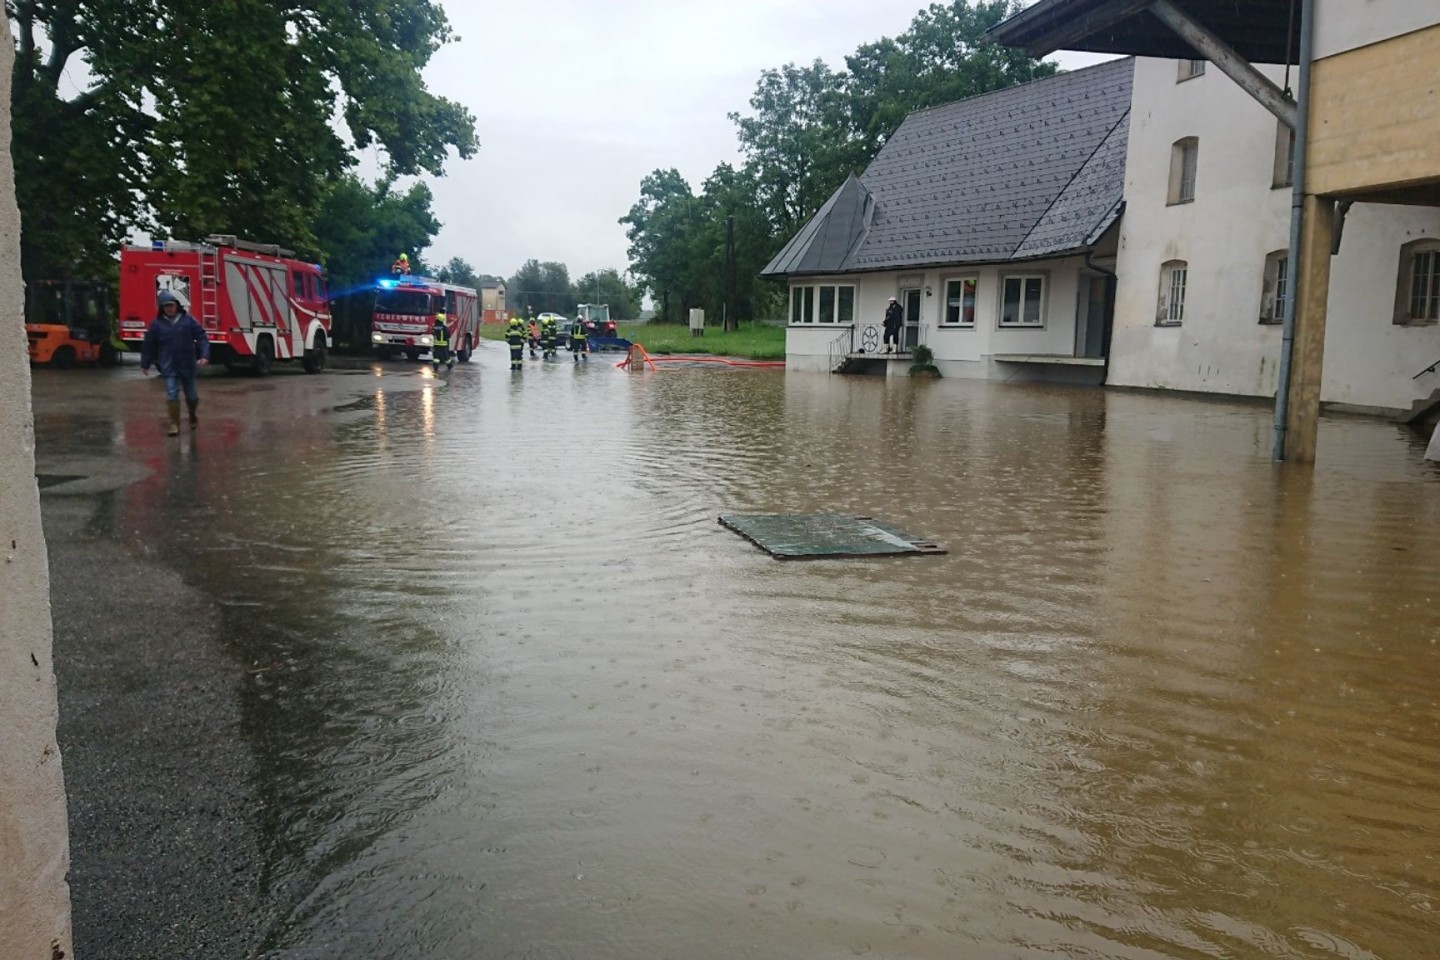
[
  {"left": 8, "top": 0, "right": 478, "bottom": 281},
  {"left": 435, "top": 256, "right": 480, "bottom": 288},
  {"left": 507, "top": 259, "right": 575, "bottom": 316},
  {"left": 622, "top": 1, "right": 1057, "bottom": 324},
  {"left": 311, "top": 176, "right": 440, "bottom": 294},
  {"left": 574, "top": 268, "right": 642, "bottom": 322}
]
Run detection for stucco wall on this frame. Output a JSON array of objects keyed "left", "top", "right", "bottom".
[
  {"left": 1314, "top": 0, "right": 1440, "bottom": 59},
  {"left": 786, "top": 258, "right": 1094, "bottom": 376},
  {"left": 0, "top": 22, "right": 75, "bottom": 959},
  {"left": 1108, "top": 57, "right": 1440, "bottom": 410}
]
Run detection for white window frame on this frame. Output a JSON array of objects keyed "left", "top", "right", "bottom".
[
  {"left": 1395, "top": 240, "right": 1440, "bottom": 325},
  {"left": 1259, "top": 250, "right": 1289, "bottom": 325},
  {"left": 788, "top": 282, "right": 857, "bottom": 325},
  {"left": 998, "top": 273, "right": 1047, "bottom": 328},
  {"left": 1168, "top": 138, "right": 1198, "bottom": 205},
  {"left": 1177, "top": 59, "right": 1206, "bottom": 81},
  {"left": 1272, "top": 120, "right": 1296, "bottom": 189},
  {"left": 939, "top": 275, "right": 978, "bottom": 328},
  {"left": 1157, "top": 260, "right": 1188, "bottom": 326}
]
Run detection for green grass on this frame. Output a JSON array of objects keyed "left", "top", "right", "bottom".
[
  {"left": 620, "top": 323, "right": 786, "bottom": 360},
  {"left": 475, "top": 321, "right": 787, "bottom": 360}
]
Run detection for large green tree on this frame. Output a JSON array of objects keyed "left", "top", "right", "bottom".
[
  {"left": 507, "top": 259, "right": 576, "bottom": 316},
  {"left": 572, "top": 268, "right": 642, "bottom": 322},
  {"left": 8, "top": 0, "right": 478, "bottom": 282}
]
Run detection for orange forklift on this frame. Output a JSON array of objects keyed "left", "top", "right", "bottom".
[{"left": 25, "top": 279, "right": 119, "bottom": 367}]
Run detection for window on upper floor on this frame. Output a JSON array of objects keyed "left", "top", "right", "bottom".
[
  {"left": 1259, "top": 250, "right": 1289, "bottom": 325},
  {"left": 1395, "top": 240, "right": 1440, "bottom": 325},
  {"left": 940, "top": 276, "right": 977, "bottom": 327},
  {"left": 1168, "top": 138, "right": 1199, "bottom": 204},
  {"left": 1157, "top": 260, "right": 1188, "bottom": 325},
  {"left": 789, "top": 283, "right": 856, "bottom": 324},
  {"left": 999, "top": 274, "right": 1046, "bottom": 327},
  {"left": 1273, "top": 120, "right": 1297, "bottom": 189},
  {"left": 1177, "top": 59, "right": 1206, "bottom": 81}
]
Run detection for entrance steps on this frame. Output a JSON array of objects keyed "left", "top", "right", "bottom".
[{"left": 1398, "top": 389, "right": 1440, "bottom": 426}]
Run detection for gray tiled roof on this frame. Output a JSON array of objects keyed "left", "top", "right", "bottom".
[{"left": 762, "top": 58, "right": 1133, "bottom": 277}]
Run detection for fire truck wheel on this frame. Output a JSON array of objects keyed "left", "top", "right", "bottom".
[
  {"left": 459, "top": 336, "right": 473, "bottom": 363},
  {"left": 303, "top": 337, "right": 327, "bottom": 374},
  {"left": 405, "top": 349, "right": 421, "bottom": 362},
  {"left": 51, "top": 346, "right": 76, "bottom": 369},
  {"left": 252, "top": 338, "right": 275, "bottom": 377}
]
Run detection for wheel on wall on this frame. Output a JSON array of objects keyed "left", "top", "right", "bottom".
[
  {"left": 252, "top": 337, "right": 274, "bottom": 377},
  {"left": 303, "top": 335, "right": 327, "bottom": 373}
]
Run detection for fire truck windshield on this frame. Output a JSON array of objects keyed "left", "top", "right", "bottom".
[{"left": 375, "top": 289, "right": 434, "bottom": 316}]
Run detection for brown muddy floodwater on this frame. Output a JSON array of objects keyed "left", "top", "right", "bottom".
[{"left": 32, "top": 341, "right": 1440, "bottom": 959}]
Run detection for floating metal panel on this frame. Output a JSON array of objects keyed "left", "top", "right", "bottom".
[{"left": 718, "top": 513, "right": 946, "bottom": 560}]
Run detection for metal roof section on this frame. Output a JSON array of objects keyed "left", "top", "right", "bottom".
[
  {"left": 718, "top": 513, "right": 947, "bottom": 560},
  {"left": 765, "top": 58, "right": 1133, "bottom": 278},
  {"left": 985, "top": 0, "right": 1301, "bottom": 64},
  {"left": 1013, "top": 108, "right": 1129, "bottom": 259},
  {"left": 760, "top": 173, "right": 873, "bottom": 277}
]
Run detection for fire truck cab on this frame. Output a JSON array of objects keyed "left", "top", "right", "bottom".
[
  {"left": 119, "top": 234, "right": 331, "bottom": 376},
  {"left": 370, "top": 275, "right": 480, "bottom": 362}
]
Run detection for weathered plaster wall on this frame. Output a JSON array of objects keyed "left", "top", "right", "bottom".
[
  {"left": 1108, "top": 56, "right": 1440, "bottom": 411},
  {"left": 0, "top": 19, "right": 75, "bottom": 959},
  {"left": 1314, "top": 0, "right": 1440, "bottom": 59}
]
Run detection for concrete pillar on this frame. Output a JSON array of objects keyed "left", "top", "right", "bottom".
[
  {"left": 0, "top": 15, "right": 76, "bottom": 959},
  {"left": 1283, "top": 194, "right": 1336, "bottom": 464}
]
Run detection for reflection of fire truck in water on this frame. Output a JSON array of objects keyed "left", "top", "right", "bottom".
[
  {"left": 369, "top": 275, "right": 479, "bottom": 362},
  {"left": 118, "top": 234, "right": 331, "bottom": 376}
]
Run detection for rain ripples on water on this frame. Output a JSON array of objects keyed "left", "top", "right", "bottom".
[{"left": 51, "top": 350, "right": 1440, "bottom": 958}]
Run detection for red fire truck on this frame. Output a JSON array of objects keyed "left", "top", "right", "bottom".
[
  {"left": 118, "top": 234, "right": 331, "bottom": 375},
  {"left": 370, "top": 275, "right": 480, "bottom": 362}
]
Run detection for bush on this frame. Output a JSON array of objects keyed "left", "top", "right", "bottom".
[{"left": 909, "top": 343, "right": 941, "bottom": 378}]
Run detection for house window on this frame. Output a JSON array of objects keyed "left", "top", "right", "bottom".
[
  {"left": 1168, "top": 137, "right": 1199, "bottom": 204},
  {"left": 1157, "top": 260, "right": 1188, "bottom": 325},
  {"left": 789, "top": 283, "right": 857, "bottom": 324},
  {"left": 1396, "top": 240, "right": 1440, "bottom": 325},
  {"left": 941, "top": 277, "right": 977, "bottom": 326},
  {"left": 1178, "top": 59, "right": 1206, "bottom": 81},
  {"left": 1000, "top": 275, "right": 1045, "bottom": 327},
  {"left": 1259, "top": 250, "right": 1289, "bottom": 324},
  {"left": 1273, "top": 121, "right": 1297, "bottom": 189}
]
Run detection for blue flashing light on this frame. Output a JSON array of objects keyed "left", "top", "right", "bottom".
[{"left": 378, "top": 278, "right": 398, "bottom": 288}]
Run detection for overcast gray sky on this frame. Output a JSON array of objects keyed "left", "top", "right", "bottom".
[{"left": 399, "top": 1, "right": 1108, "bottom": 280}]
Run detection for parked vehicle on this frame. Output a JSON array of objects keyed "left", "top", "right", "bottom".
[
  {"left": 118, "top": 235, "right": 331, "bottom": 375},
  {"left": 370, "top": 275, "right": 479, "bottom": 362},
  {"left": 25, "top": 279, "right": 117, "bottom": 368}
]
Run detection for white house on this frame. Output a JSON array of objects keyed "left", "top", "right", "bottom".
[
  {"left": 1108, "top": 53, "right": 1440, "bottom": 414},
  {"left": 763, "top": 59, "right": 1135, "bottom": 383}
]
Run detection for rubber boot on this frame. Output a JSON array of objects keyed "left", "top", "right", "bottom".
[
  {"left": 166, "top": 401, "right": 181, "bottom": 436},
  {"left": 186, "top": 397, "right": 199, "bottom": 429}
]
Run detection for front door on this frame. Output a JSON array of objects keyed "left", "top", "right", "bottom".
[
  {"left": 901, "top": 287, "right": 922, "bottom": 352},
  {"left": 1074, "top": 274, "right": 1114, "bottom": 359}
]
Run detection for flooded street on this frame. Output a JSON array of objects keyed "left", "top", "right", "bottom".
[{"left": 35, "top": 342, "right": 1440, "bottom": 959}]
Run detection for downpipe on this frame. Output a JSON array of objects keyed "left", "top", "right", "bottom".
[{"left": 1271, "top": 0, "right": 1316, "bottom": 462}]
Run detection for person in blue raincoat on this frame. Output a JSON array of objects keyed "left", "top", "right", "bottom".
[{"left": 140, "top": 290, "right": 210, "bottom": 436}]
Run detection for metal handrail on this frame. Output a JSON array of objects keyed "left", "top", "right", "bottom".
[
  {"left": 827, "top": 327, "right": 854, "bottom": 373},
  {"left": 1413, "top": 358, "right": 1440, "bottom": 380}
]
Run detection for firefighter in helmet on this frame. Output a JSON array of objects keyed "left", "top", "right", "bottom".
[
  {"left": 431, "top": 313, "right": 452, "bottom": 372},
  {"left": 540, "top": 313, "right": 558, "bottom": 360},
  {"left": 391, "top": 253, "right": 411, "bottom": 275},
  {"left": 569, "top": 317, "right": 589, "bottom": 362},
  {"left": 505, "top": 313, "right": 527, "bottom": 371}
]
